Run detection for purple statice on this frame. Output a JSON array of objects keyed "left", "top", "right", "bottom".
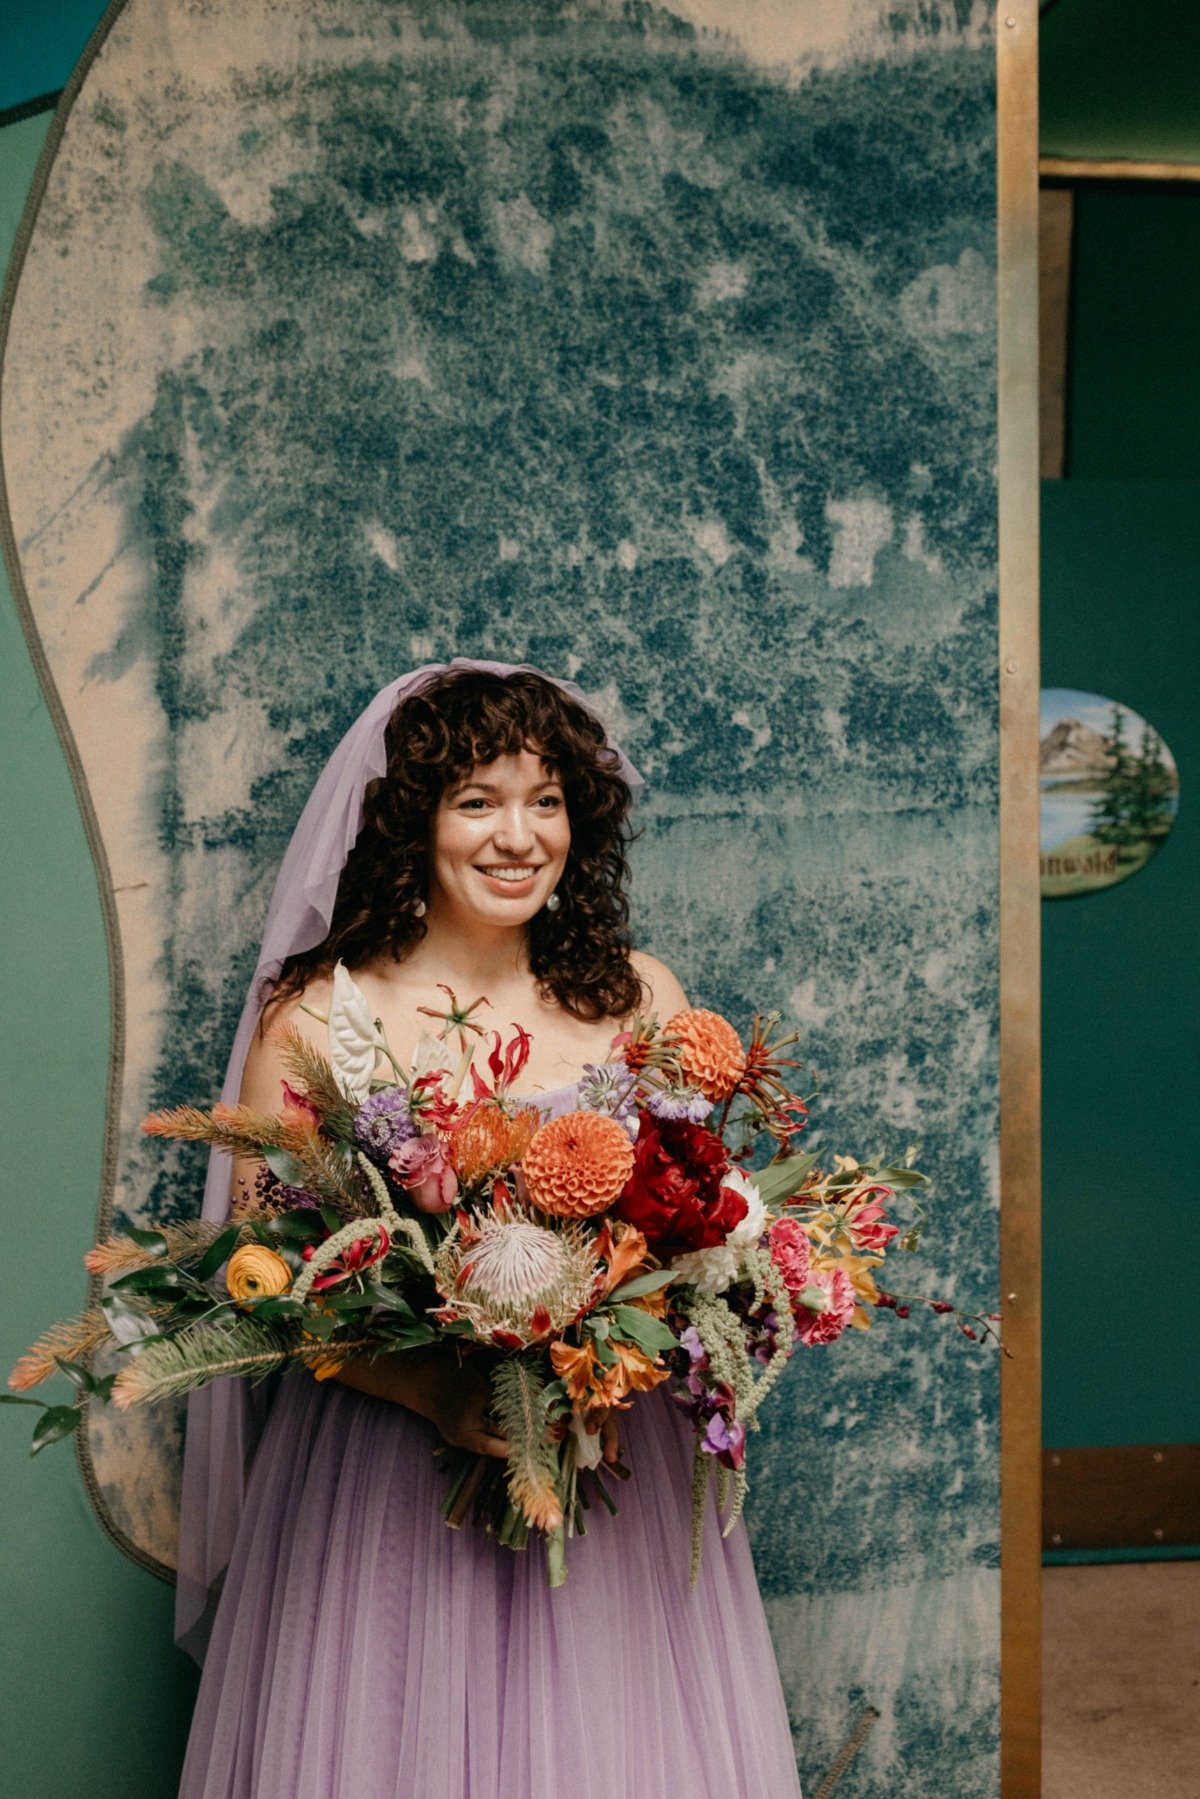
[
  {"left": 645, "top": 1083, "right": 711, "bottom": 1125},
  {"left": 353, "top": 1087, "right": 417, "bottom": 1156}
]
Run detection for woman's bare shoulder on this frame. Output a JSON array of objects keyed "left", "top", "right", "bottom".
[
  {"left": 241, "top": 977, "right": 331, "bottom": 1108},
  {"left": 628, "top": 949, "right": 689, "bottom": 1023}
]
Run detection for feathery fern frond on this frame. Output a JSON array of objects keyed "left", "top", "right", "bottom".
[
  {"left": 141, "top": 1102, "right": 293, "bottom": 1159},
  {"left": 8, "top": 1309, "right": 112, "bottom": 1391},
  {"left": 491, "top": 1357, "right": 563, "bottom": 1532},
  {"left": 270, "top": 1023, "right": 357, "bottom": 1137},
  {"left": 84, "top": 1213, "right": 271, "bottom": 1277}
]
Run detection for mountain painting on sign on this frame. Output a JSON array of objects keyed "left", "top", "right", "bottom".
[{"left": 1040, "top": 688, "right": 1179, "bottom": 898}]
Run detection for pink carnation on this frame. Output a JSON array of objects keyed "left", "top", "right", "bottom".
[
  {"left": 768, "top": 1216, "right": 812, "bottom": 1295},
  {"left": 795, "top": 1266, "right": 857, "bottom": 1347}
]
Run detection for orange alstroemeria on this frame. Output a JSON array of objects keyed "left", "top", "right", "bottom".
[
  {"left": 593, "top": 1220, "right": 656, "bottom": 1299},
  {"left": 610, "top": 1340, "right": 670, "bottom": 1396},
  {"left": 549, "top": 1339, "right": 601, "bottom": 1405}
]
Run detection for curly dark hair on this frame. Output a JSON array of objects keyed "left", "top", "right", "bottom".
[{"left": 264, "top": 668, "right": 646, "bottom": 1024}]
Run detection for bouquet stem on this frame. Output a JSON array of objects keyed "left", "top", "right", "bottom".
[{"left": 443, "top": 1453, "right": 490, "bottom": 1529}]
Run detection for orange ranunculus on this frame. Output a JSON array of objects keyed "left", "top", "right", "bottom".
[
  {"left": 225, "top": 1244, "right": 292, "bottom": 1304},
  {"left": 663, "top": 1008, "right": 747, "bottom": 1102},
  {"left": 522, "top": 1110, "right": 635, "bottom": 1218}
]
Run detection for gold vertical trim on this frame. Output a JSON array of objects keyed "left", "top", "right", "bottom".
[{"left": 997, "top": 5, "right": 1042, "bottom": 1795}]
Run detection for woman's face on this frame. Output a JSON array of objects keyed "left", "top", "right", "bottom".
[{"left": 428, "top": 747, "right": 571, "bottom": 929}]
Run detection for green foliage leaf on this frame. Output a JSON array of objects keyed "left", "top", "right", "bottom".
[
  {"left": 31, "top": 1405, "right": 82, "bottom": 1454},
  {"left": 750, "top": 1152, "right": 820, "bottom": 1208},
  {"left": 362, "top": 1280, "right": 416, "bottom": 1316},
  {"left": 195, "top": 1225, "right": 244, "bottom": 1281},
  {"left": 100, "top": 1294, "right": 160, "bottom": 1342},
  {"left": 609, "top": 1304, "right": 677, "bottom": 1356},
  {"left": 109, "top": 1264, "right": 186, "bottom": 1295},
  {"left": 299, "top": 1309, "right": 338, "bottom": 1340},
  {"left": 606, "top": 1269, "right": 674, "bottom": 1302},
  {"left": 0, "top": 1394, "right": 48, "bottom": 1408},
  {"left": 263, "top": 1147, "right": 311, "bottom": 1188},
  {"left": 124, "top": 1225, "right": 169, "bottom": 1256},
  {"left": 319, "top": 1204, "right": 344, "bottom": 1236},
  {"left": 248, "top": 1297, "right": 307, "bottom": 1321},
  {"left": 260, "top": 1211, "right": 326, "bottom": 1243},
  {"left": 53, "top": 1356, "right": 100, "bottom": 1395}
]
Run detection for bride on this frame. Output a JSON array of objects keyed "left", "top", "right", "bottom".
[{"left": 176, "top": 660, "right": 803, "bottom": 1799}]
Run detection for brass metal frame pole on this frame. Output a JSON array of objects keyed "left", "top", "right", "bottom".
[{"left": 997, "top": 5, "right": 1043, "bottom": 1794}]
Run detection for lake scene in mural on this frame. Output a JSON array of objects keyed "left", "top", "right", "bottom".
[{"left": 1040, "top": 688, "right": 1179, "bottom": 898}]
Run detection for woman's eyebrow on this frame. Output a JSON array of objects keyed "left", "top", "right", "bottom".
[{"left": 451, "top": 776, "right": 563, "bottom": 795}]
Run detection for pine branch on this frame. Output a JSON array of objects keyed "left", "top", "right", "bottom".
[
  {"left": 491, "top": 1357, "right": 563, "bottom": 1532},
  {"left": 110, "top": 1318, "right": 368, "bottom": 1409}
]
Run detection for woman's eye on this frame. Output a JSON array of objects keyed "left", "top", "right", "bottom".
[
  {"left": 536, "top": 794, "right": 563, "bottom": 809},
  {"left": 459, "top": 798, "right": 489, "bottom": 811}
]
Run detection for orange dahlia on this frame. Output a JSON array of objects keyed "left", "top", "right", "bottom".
[
  {"left": 663, "top": 1007, "right": 747, "bottom": 1102},
  {"left": 448, "top": 1103, "right": 539, "bottom": 1182},
  {"left": 521, "top": 1110, "right": 635, "bottom": 1218}
]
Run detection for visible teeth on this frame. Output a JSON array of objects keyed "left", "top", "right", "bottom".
[{"left": 480, "top": 866, "right": 536, "bottom": 882}]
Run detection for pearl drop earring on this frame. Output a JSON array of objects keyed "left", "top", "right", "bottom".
[
  {"left": 413, "top": 897, "right": 426, "bottom": 918},
  {"left": 545, "top": 890, "right": 560, "bottom": 913}
]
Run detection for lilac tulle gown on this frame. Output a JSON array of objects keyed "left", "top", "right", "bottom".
[{"left": 178, "top": 1077, "right": 803, "bottom": 1799}]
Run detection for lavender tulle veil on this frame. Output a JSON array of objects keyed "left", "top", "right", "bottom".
[{"left": 174, "top": 657, "right": 644, "bottom": 1659}]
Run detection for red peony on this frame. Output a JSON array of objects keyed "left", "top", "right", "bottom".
[{"left": 615, "top": 1114, "right": 745, "bottom": 1254}]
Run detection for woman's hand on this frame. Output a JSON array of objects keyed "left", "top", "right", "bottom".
[{"left": 333, "top": 1346, "right": 508, "bottom": 1458}]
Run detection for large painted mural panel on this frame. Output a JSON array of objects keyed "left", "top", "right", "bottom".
[{"left": 1, "top": 1, "right": 1000, "bottom": 1790}]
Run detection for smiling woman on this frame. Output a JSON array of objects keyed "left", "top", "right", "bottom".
[{"left": 172, "top": 659, "right": 801, "bottom": 1798}]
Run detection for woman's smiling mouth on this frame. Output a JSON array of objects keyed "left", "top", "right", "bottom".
[{"left": 474, "top": 863, "right": 542, "bottom": 890}]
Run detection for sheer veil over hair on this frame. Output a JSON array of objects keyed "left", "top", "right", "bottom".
[{"left": 175, "top": 658, "right": 645, "bottom": 1657}]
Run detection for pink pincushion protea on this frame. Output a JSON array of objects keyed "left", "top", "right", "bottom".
[{"left": 432, "top": 1195, "right": 600, "bottom": 1349}]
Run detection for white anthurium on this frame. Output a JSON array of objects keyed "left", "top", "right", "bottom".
[
  {"left": 570, "top": 1410, "right": 605, "bottom": 1471},
  {"left": 327, "top": 961, "right": 381, "bottom": 1102},
  {"left": 410, "top": 1030, "right": 454, "bottom": 1083},
  {"left": 668, "top": 1167, "right": 769, "bottom": 1295}
]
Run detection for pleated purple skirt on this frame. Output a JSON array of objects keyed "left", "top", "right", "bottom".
[{"left": 179, "top": 1374, "right": 803, "bottom": 1798}]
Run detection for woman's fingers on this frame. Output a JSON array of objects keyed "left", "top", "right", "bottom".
[
  {"left": 467, "top": 1429, "right": 510, "bottom": 1459},
  {"left": 600, "top": 1412, "right": 620, "bottom": 1464}
]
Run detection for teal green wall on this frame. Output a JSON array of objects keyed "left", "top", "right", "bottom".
[
  {"left": 1041, "top": 24, "right": 1200, "bottom": 1457},
  {"left": 0, "top": 110, "right": 199, "bottom": 1799},
  {"left": 0, "top": 1, "right": 111, "bottom": 114},
  {"left": 1066, "top": 188, "right": 1200, "bottom": 482},
  {"left": 1040, "top": 481, "right": 1200, "bottom": 1447},
  {"left": 1041, "top": 0, "right": 1200, "bottom": 164}
]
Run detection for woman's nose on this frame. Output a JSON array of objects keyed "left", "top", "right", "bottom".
[{"left": 492, "top": 803, "right": 535, "bottom": 854}]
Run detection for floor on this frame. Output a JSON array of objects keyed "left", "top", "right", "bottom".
[{"left": 1043, "top": 1561, "right": 1200, "bottom": 1798}]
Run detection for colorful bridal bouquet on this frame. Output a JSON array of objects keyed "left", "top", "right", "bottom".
[{"left": 5, "top": 970, "right": 999, "bottom": 1584}]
